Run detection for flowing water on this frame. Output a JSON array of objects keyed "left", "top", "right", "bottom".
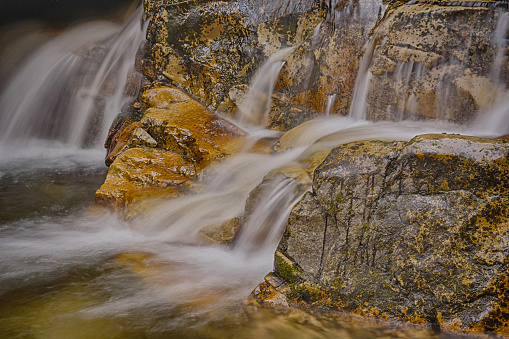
[
  {"left": 0, "top": 4, "right": 507, "bottom": 339},
  {"left": 0, "top": 6, "right": 145, "bottom": 147}
]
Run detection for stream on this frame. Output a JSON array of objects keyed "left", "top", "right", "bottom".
[{"left": 0, "top": 2, "right": 507, "bottom": 339}]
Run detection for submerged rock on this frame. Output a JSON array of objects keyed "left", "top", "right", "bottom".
[{"left": 260, "top": 134, "right": 509, "bottom": 335}]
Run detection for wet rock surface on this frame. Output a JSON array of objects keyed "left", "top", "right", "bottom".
[
  {"left": 140, "top": 0, "right": 382, "bottom": 129},
  {"left": 262, "top": 134, "right": 509, "bottom": 335},
  {"left": 96, "top": 85, "right": 245, "bottom": 207},
  {"left": 139, "top": 0, "right": 508, "bottom": 128},
  {"left": 365, "top": 1, "right": 509, "bottom": 122}
]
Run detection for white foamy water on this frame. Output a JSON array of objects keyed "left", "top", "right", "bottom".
[
  {"left": 238, "top": 46, "right": 297, "bottom": 127},
  {"left": 0, "top": 7, "right": 146, "bottom": 148}
]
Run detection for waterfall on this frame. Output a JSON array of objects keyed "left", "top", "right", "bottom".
[
  {"left": 490, "top": 11, "right": 509, "bottom": 86},
  {"left": 325, "top": 93, "right": 337, "bottom": 116},
  {"left": 347, "top": 8, "right": 509, "bottom": 130},
  {"left": 2, "top": 3, "right": 509, "bottom": 336},
  {"left": 233, "top": 176, "right": 301, "bottom": 254},
  {"left": 348, "top": 36, "right": 377, "bottom": 120},
  {"left": 238, "top": 46, "right": 297, "bottom": 127},
  {"left": 471, "top": 92, "right": 509, "bottom": 137},
  {"left": 0, "top": 7, "right": 145, "bottom": 148}
]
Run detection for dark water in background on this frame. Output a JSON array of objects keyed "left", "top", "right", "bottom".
[{"left": 0, "top": 0, "right": 139, "bottom": 25}]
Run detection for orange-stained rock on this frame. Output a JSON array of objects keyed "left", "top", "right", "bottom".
[
  {"left": 141, "top": 85, "right": 192, "bottom": 108},
  {"left": 95, "top": 147, "right": 195, "bottom": 207},
  {"left": 97, "top": 85, "right": 247, "bottom": 208},
  {"left": 139, "top": 100, "right": 245, "bottom": 165}
]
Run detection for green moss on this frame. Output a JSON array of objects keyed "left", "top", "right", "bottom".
[
  {"left": 322, "top": 194, "right": 345, "bottom": 216},
  {"left": 287, "top": 283, "right": 326, "bottom": 303},
  {"left": 274, "top": 251, "right": 303, "bottom": 284}
]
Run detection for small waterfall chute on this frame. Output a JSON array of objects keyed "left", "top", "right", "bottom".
[
  {"left": 348, "top": 36, "right": 377, "bottom": 120},
  {"left": 237, "top": 46, "right": 297, "bottom": 128},
  {"left": 233, "top": 175, "right": 301, "bottom": 255}
]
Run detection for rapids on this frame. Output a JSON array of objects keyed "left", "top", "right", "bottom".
[{"left": 0, "top": 2, "right": 508, "bottom": 339}]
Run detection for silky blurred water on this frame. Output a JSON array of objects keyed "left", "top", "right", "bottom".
[
  {"left": 0, "top": 2, "right": 507, "bottom": 338},
  {"left": 0, "top": 121, "right": 488, "bottom": 339}
]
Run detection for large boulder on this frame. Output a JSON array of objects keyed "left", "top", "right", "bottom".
[{"left": 259, "top": 134, "right": 509, "bottom": 335}]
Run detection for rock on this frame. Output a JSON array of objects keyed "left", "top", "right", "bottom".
[
  {"left": 198, "top": 217, "right": 242, "bottom": 245},
  {"left": 135, "top": 0, "right": 504, "bottom": 138},
  {"left": 97, "top": 85, "right": 247, "bottom": 207},
  {"left": 95, "top": 147, "right": 194, "bottom": 207},
  {"left": 142, "top": 1, "right": 263, "bottom": 108},
  {"left": 250, "top": 272, "right": 291, "bottom": 308},
  {"left": 138, "top": 100, "right": 245, "bottom": 165},
  {"left": 365, "top": 2, "right": 509, "bottom": 123},
  {"left": 265, "top": 134, "right": 509, "bottom": 335},
  {"left": 131, "top": 127, "right": 158, "bottom": 148},
  {"left": 141, "top": 0, "right": 382, "bottom": 129},
  {"left": 141, "top": 85, "right": 192, "bottom": 108},
  {"left": 105, "top": 121, "right": 140, "bottom": 166}
]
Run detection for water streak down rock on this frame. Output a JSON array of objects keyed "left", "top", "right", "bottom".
[
  {"left": 259, "top": 134, "right": 509, "bottom": 335},
  {"left": 364, "top": 1, "right": 509, "bottom": 123}
]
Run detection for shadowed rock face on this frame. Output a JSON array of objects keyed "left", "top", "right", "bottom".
[{"left": 269, "top": 134, "right": 509, "bottom": 335}]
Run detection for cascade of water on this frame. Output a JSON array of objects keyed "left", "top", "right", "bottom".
[
  {"left": 237, "top": 46, "right": 297, "bottom": 127},
  {"left": 490, "top": 11, "right": 509, "bottom": 86},
  {"left": 468, "top": 11, "right": 509, "bottom": 137},
  {"left": 68, "top": 8, "right": 146, "bottom": 146},
  {"left": 0, "top": 7, "right": 145, "bottom": 148},
  {"left": 233, "top": 176, "right": 301, "bottom": 255},
  {"left": 325, "top": 93, "right": 337, "bottom": 116},
  {"left": 471, "top": 92, "right": 509, "bottom": 137},
  {"left": 133, "top": 150, "right": 302, "bottom": 241},
  {"left": 133, "top": 116, "right": 468, "bottom": 260},
  {"left": 348, "top": 37, "right": 377, "bottom": 120},
  {"left": 310, "top": 21, "right": 323, "bottom": 48}
]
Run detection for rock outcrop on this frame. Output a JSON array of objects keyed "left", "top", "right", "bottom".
[
  {"left": 364, "top": 1, "right": 509, "bottom": 122},
  {"left": 95, "top": 85, "right": 245, "bottom": 207},
  {"left": 100, "top": 0, "right": 509, "bottom": 206},
  {"left": 139, "top": 0, "right": 508, "bottom": 128},
  {"left": 256, "top": 134, "right": 509, "bottom": 335},
  {"left": 140, "top": 0, "right": 382, "bottom": 129}
]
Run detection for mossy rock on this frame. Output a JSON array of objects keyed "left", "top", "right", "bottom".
[{"left": 271, "top": 134, "right": 509, "bottom": 335}]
